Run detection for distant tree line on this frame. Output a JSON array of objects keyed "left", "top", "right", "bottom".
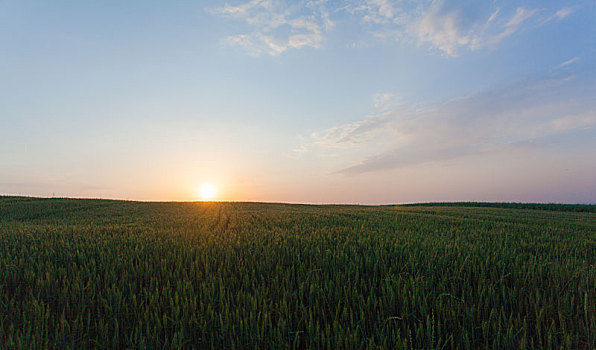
[{"left": 400, "top": 202, "right": 596, "bottom": 213}]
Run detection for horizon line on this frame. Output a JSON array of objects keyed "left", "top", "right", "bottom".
[{"left": 2, "top": 194, "right": 594, "bottom": 207}]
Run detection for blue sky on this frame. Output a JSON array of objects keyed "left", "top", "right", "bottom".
[{"left": 1, "top": 0, "right": 595, "bottom": 203}]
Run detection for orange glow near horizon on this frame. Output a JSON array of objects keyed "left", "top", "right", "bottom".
[{"left": 198, "top": 183, "right": 218, "bottom": 201}]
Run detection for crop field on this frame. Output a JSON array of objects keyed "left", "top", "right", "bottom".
[{"left": 0, "top": 196, "right": 594, "bottom": 349}]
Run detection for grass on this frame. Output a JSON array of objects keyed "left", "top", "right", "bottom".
[{"left": 0, "top": 196, "right": 594, "bottom": 348}]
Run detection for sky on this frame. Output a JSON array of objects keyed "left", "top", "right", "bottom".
[{"left": 1, "top": 0, "right": 595, "bottom": 204}]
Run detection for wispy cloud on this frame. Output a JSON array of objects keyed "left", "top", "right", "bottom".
[
  {"left": 349, "top": 0, "right": 407, "bottom": 25},
  {"left": 373, "top": 92, "right": 403, "bottom": 111},
  {"left": 408, "top": 3, "right": 540, "bottom": 56},
  {"left": 553, "top": 57, "right": 580, "bottom": 71},
  {"left": 300, "top": 70, "right": 596, "bottom": 174},
  {"left": 308, "top": 113, "right": 390, "bottom": 149},
  {"left": 209, "top": 0, "right": 333, "bottom": 56},
  {"left": 553, "top": 112, "right": 596, "bottom": 131},
  {"left": 359, "top": 1, "right": 573, "bottom": 56},
  {"left": 541, "top": 7, "right": 574, "bottom": 25},
  {"left": 210, "top": 1, "right": 575, "bottom": 56}
]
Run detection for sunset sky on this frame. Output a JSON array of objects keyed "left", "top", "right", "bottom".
[{"left": 1, "top": 0, "right": 595, "bottom": 204}]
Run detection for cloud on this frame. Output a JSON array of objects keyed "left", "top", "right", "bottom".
[
  {"left": 541, "top": 7, "right": 574, "bottom": 25},
  {"left": 482, "top": 8, "right": 537, "bottom": 46},
  {"left": 373, "top": 92, "right": 403, "bottom": 111},
  {"left": 554, "top": 7, "right": 573, "bottom": 20},
  {"left": 553, "top": 57, "right": 580, "bottom": 71},
  {"left": 300, "top": 70, "right": 596, "bottom": 174},
  {"left": 210, "top": 1, "right": 577, "bottom": 56},
  {"left": 413, "top": 3, "right": 539, "bottom": 56},
  {"left": 553, "top": 112, "right": 596, "bottom": 131},
  {"left": 209, "top": 0, "right": 332, "bottom": 56},
  {"left": 208, "top": 0, "right": 574, "bottom": 57},
  {"left": 350, "top": 0, "right": 404, "bottom": 25},
  {"left": 414, "top": 1, "right": 482, "bottom": 56},
  {"left": 359, "top": 1, "right": 572, "bottom": 56}
]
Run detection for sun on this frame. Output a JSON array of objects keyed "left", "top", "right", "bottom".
[{"left": 198, "top": 183, "right": 217, "bottom": 201}]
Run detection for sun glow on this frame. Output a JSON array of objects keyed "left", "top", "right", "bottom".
[{"left": 198, "top": 183, "right": 217, "bottom": 201}]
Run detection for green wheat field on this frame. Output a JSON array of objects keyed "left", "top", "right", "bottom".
[{"left": 0, "top": 196, "right": 594, "bottom": 349}]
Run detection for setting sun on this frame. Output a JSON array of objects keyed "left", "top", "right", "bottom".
[{"left": 198, "top": 183, "right": 217, "bottom": 201}]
